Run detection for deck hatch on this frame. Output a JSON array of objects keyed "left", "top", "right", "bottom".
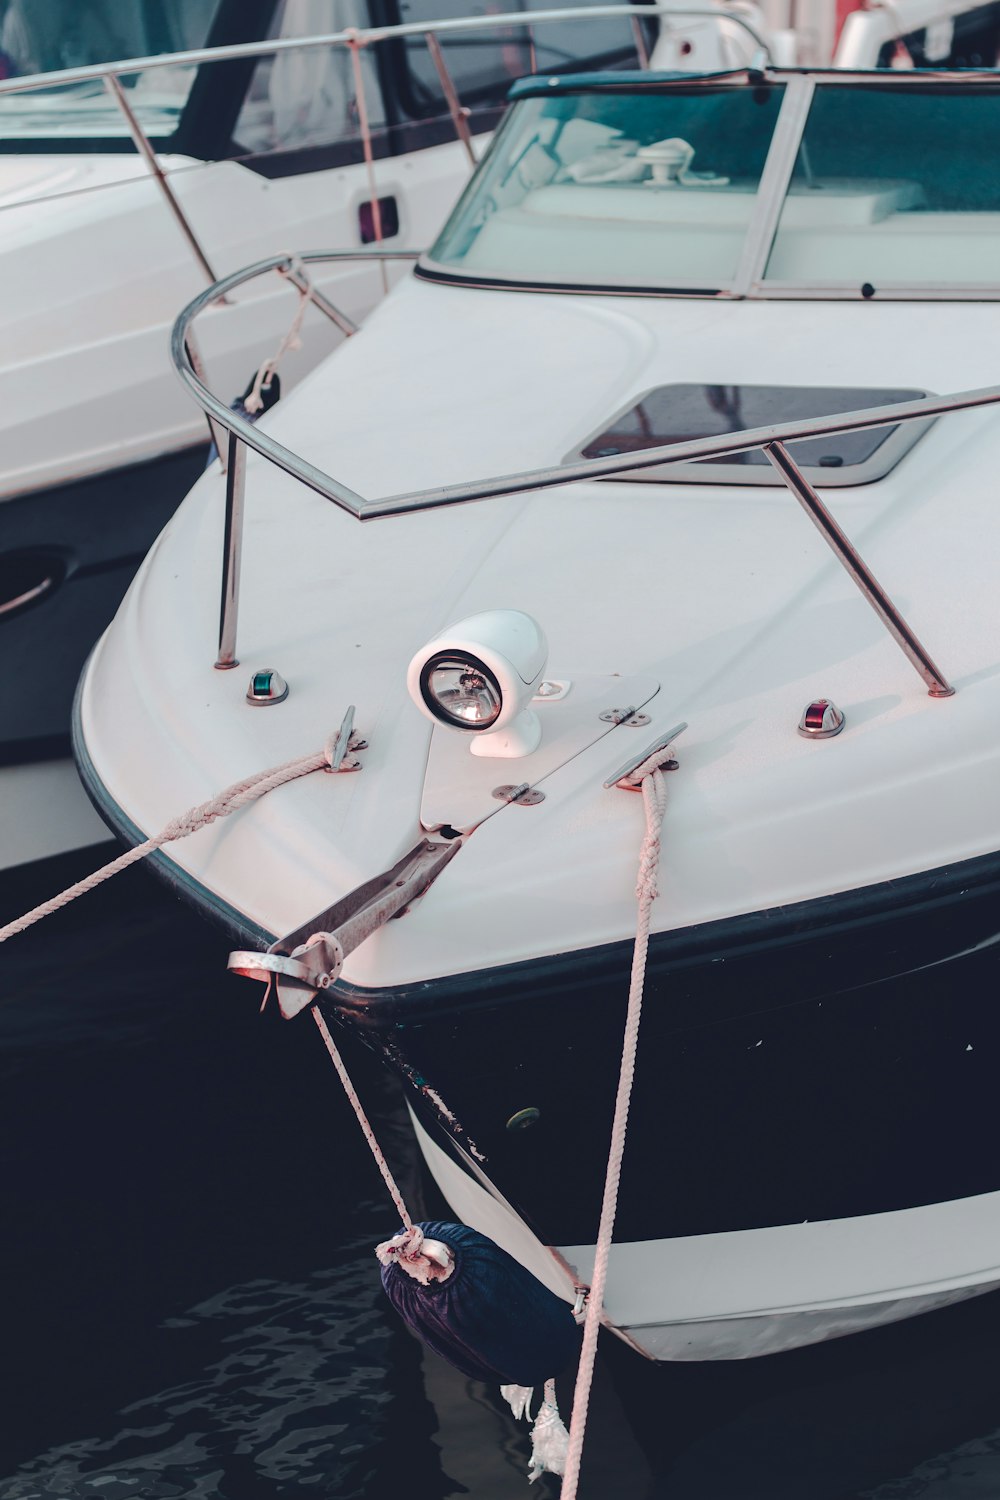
[{"left": 571, "top": 383, "right": 933, "bottom": 486}]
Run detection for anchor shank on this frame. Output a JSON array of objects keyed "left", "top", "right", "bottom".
[{"left": 229, "top": 837, "right": 462, "bottom": 1017}]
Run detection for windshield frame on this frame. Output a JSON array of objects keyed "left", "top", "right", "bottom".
[{"left": 416, "top": 66, "right": 1000, "bottom": 301}]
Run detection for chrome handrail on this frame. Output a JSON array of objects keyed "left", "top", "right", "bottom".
[
  {"left": 171, "top": 251, "right": 421, "bottom": 513},
  {"left": 170, "top": 248, "right": 997, "bottom": 696},
  {"left": 0, "top": 8, "right": 767, "bottom": 96},
  {"left": 169, "top": 249, "right": 421, "bottom": 670}
]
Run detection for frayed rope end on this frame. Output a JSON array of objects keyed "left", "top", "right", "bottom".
[
  {"left": 375, "top": 1225, "right": 455, "bottom": 1286},
  {"left": 502, "top": 1378, "right": 569, "bottom": 1484},
  {"left": 500, "top": 1383, "right": 534, "bottom": 1422},
  {"left": 528, "top": 1393, "right": 570, "bottom": 1483}
]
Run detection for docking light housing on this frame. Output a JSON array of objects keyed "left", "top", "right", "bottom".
[{"left": 407, "top": 610, "right": 548, "bottom": 758}]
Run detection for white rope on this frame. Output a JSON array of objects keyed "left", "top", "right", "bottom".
[
  {"left": 243, "top": 256, "right": 311, "bottom": 414},
  {"left": 311, "top": 1005, "right": 412, "bottom": 1229},
  {"left": 528, "top": 1377, "right": 569, "bottom": 1483},
  {"left": 559, "top": 749, "right": 672, "bottom": 1498},
  {"left": 0, "top": 742, "right": 339, "bottom": 945},
  {"left": 312, "top": 1006, "right": 463, "bottom": 1286}
]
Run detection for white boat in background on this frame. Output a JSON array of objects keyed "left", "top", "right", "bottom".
[
  {"left": 75, "top": 32, "right": 1000, "bottom": 1366},
  {"left": 0, "top": 0, "right": 665, "bottom": 867}
]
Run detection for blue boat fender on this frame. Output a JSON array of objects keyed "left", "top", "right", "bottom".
[{"left": 377, "top": 1220, "right": 581, "bottom": 1386}]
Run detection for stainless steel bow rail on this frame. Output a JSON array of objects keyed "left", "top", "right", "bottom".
[{"left": 168, "top": 247, "right": 1000, "bottom": 698}]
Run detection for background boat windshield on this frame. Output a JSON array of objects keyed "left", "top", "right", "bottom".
[
  {"left": 427, "top": 83, "right": 785, "bottom": 291},
  {"left": 394, "top": 0, "right": 644, "bottom": 111},
  {"left": 0, "top": 0, "right": 651, "bottom": 164},
  {"left": 0, "top": 0, "right": 218, "bottom": 139},
  {"left": 231, "top": 0, "right": 646, "bottom": 166},
  {"left": 764, "top": 83, "right": 1000, "bottom": 287}
]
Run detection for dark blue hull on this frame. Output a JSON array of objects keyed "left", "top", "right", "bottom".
[{"left": 325, "top": 850, "right": 1000, "bottom": 1248}]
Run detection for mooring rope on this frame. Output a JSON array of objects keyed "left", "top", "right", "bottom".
[
  {"left": 559, "top": 750, "right": 672, "bottom": 1498},
  {"left": 0, "top": 743, "right": 338, "bottom": 946},
  {"left": 242, "top": 255, "right": 311, "bottom": 415},
  {"left": 313, "top": 1008, "right": 463, "bottom": 1287},
  {"left": 312, "top": 1006, "right": 412, "bottom": 1230}
]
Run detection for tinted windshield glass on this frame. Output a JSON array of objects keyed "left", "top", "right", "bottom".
[
  {"left": 0, "top": 0, "right": 219, "bottom": 139},
  {"left": 428, "top": 84, "right": 784, "bottom": 290},
  {"left": 765, "top": 85, "right": 1000, "bottom": 286}
]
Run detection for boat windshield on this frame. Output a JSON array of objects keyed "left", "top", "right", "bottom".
[
  {"left": 427, "top": 76, "right": 1000, "bottom": 295},
  {"left": 764, "top": 83, "right": 1000, "bottom": 287},
  {"left": 0, "top": 0, "right": 220, "bottom": 140},
  {"left": 427, "top": 83, "right": 786, "bottom": 292}
]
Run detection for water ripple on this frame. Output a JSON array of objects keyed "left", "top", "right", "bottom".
[{"left": 0, "top": 1224, "right": 431, "bottom": 1500}]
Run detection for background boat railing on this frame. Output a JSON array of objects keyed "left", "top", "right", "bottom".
[
  {"left": 0, "top": 6, "right": 769, "bottom": 277},
  {"left": 172, "top": 250, "right": 998, "bottom": 698}
]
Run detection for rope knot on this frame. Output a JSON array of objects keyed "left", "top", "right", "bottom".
[{"left": 375, "top": 1225, "right": 455, "bottom": 1286}]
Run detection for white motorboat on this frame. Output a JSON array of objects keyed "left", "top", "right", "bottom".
[{"left": 69, "top": 22, "right": 1000, "bottom": 1368}]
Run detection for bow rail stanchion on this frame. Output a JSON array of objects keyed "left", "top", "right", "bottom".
[
  {"left": 631, "top": 13, "right": 652, "bottom": 64},
  {"left": 345, "top": 30, "right": 388, "bottom": 295},
  {"left": 763, "top": 440, "right": 954, "bottom": 697},
  {"left": 280, "top": 259, "right": 360, "bottom": 339},
  {"left": 216, "top": 432, "right": 246, "bottom": 670},
  {"left": 425, "top": 31, "right": 478, "bottom": 168},
  {"left": 102, "top": 72, "right": 220, "bottom": 289}
]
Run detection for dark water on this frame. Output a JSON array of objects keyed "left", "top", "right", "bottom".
[{"left": 3, "top": 847, "right": 1000, "bottom": 1499}]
